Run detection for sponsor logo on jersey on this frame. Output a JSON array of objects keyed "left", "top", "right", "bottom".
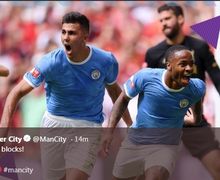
[
  {"left": 30, "top": 68, "right": 40, "bottom": 78},
  {"left": 91, "top": 70, "right": 100, "bottom": 80},
  {"left": 179, "top": 99, "right": 189, "bottom": 108}
]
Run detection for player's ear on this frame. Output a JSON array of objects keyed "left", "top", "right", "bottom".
[
  {"left": 177, "top": 15, "right": 184, "bottom": 26},
  {"left": 84, "top": 33, "right": 88, "bottom": 41},
  {"left": 167, "top": 61, "right": 172, "bottom": 71},
  {"left": 83, "top": 30, "right": 89, "bottom": 41}
]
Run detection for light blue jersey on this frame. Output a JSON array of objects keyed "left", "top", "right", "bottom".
[
  {"left": 24, "top": 45, "right": 118, "bottom": 124},
  {"left": 124, "top": 68, "right": 206, "bottom": 144}
]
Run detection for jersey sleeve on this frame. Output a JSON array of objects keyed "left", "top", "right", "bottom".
[
  {"left": 191, "top": 79, "right": 206, "bottom": 103},
  {"left": 23, "top": 53, "right": 52, "bottom": 88},
  {"left": 123, "top": 69, "right": 145, "bottom": 98},
  {"left": 105, "top": 53, "right": 119, "bottom": 85}
]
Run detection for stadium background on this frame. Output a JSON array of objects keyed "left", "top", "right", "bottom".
[
  {"left": 0, "top": 2, "right": 220, "bottom": 179},
  {"left": 0, "top": 1, "right": 219, "bottom": 127}
]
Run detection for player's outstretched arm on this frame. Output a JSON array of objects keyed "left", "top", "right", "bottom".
[
  {"left": 108, "top": 90, "right": 131, "bottom": 129},
  {"left": 0, "top": 65, "right": 9, "bottom": 77},
  {"left": 101, "top": 90, "right": 131, "bottom": 156},
  {"left": 106, "top": 83, "right": 132, "bottom": 127},
  {"left": 0, "top": 79, "right": 34, "bottom": 128}
]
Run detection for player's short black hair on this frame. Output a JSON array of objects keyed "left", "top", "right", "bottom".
[
  {"left": 158, "top": 3, "right": 184, "bottom": 17},
  {"left": 165, "top": 45, "right": 190, "bottom": 62},
  {"left": 62, "top": 11, "right": 90, "bottom": 34}
]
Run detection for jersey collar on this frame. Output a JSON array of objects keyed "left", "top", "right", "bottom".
[
  {"left": 66, "top": 45, "right": 92, "bottom": 65},
  {"left": 161, "top": 70, "right": 185, "bottom": 92}
]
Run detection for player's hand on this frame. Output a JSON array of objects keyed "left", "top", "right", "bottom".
[
  {"left": 184, "top": 108, "right": 195, "bottom": 125},
  {"left": 99, "top": 128, "right": 114, "bottom": 158},
  {"left": 126, "top": 119, "right": 132, "bottom": 127}
]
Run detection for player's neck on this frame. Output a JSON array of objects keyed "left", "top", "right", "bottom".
[
  {"left": 164, "top": 71, "right": 183, "bottom": 90},
  {"left": 166, "top": 32, "right": 185, "bottom": 45},
  {"left": 68, "top": 46, "right": 90, "bottom": 63}
]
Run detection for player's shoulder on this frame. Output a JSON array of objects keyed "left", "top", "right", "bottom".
[
  {"left": 38, "top": 48, "right": 67, "bottom": 71},
  {"left": 90, "top": 45, "right": 113, "bottom": 58},
  {"left": 185, "top": 35, "right": 208, "bottom": 49},
  {"left": 136, "top": 68, "right": 164, "bottom": 78},
  {"left": 146, "top": 40, "right": 168, "bottom": 64},
  {"left": 90, "top": 45, "right": 117, "bottom": 64},
  {"left": 147, "top": 40, "right": 167, "bottom": 54},
  {"left": 189, "top": 78, "right": 206, "bottom": 95},
  {"left": 42, "top": 48, "right": 64, "bottom": 61},
  {"left": 142, "top": 67, "right": 164, "bottom": 74},
  {"left": 190, "top": 78, "right": 205, "bottom": 87},
  {"left": 190, "top": 77, "right": 204, "bottom": 83}
]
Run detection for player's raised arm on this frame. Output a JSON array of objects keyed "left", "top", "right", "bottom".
[
  {"left": 108, "top": 90, "right": 131, "bottom": 129},
  {"left": 101, "top": 90, "right": 131, "bottom": 156}
]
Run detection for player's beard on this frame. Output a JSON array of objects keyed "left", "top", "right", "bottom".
[{"left": 164, "top": 23, "right": 180, "bottom": 40}]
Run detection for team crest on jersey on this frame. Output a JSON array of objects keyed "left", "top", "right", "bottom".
[
  {"left": 179, "top": 99, "right": 189, "bottom": 108},
  {"left": 30, "top": 68, "right": 40, "bottom": 78},
  {"left": 91, "top": 70, "right": 100, "bottom": 80}
]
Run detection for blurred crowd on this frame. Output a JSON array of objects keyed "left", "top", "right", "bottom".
[{"left": 0, "top": 1, "right": 217, "bottom": 127}]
